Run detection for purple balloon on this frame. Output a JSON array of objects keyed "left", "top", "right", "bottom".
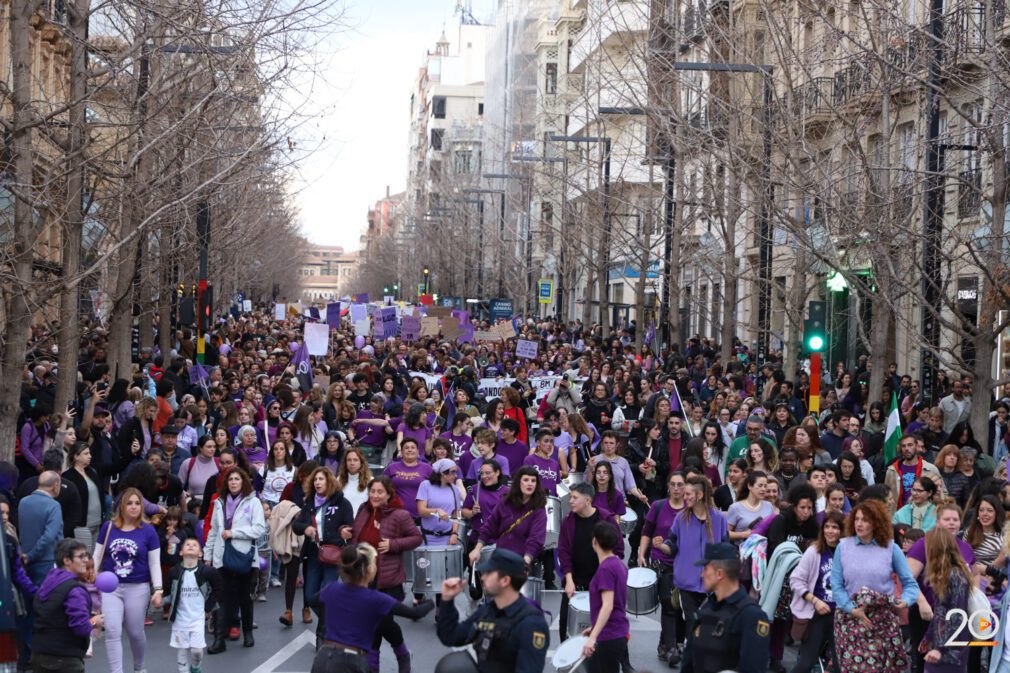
[
  {"left": 354, "top": 335, "right": 365, "bottom": 349},
  {"left": 96, "top": 571, "right": 119, "bottom": 593},
  {"left": 259, "top": 555, "right": 269, "bottom": 571}
]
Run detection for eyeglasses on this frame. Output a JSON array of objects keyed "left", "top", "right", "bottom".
[
  {"left": 72, "top": 553, "right": 91, "bottom": 560},
  {"left": 910, "top": 487, "right": 926, "bottom": 493}
]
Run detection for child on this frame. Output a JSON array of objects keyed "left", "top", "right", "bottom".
[
  {"left": 167, "top": 538, "right": 222, "bottom": 673},
  {"left": 82, "top": 555, "right": 101, "bottom": 659},
  {"left": 254, "top": 501, "right": 272, "bottom": 602}
]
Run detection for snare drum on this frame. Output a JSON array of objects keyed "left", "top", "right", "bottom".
[
  {"left": 411, "top": 545, "right": 464, "bottom": 594},
  {"left": 552, "top": 636, "right": 588, "bottom": 673},
  {"left": 545, "top": 496, "right": 562, "bottom": 549},
  {"left": 479, "top": 544, "right": 496, "bottom": 566},
  {"left": 619, "top": 509, "right": 638, "bottom": 536},
  {"left": 566, "top": 592, "right": 592, "bottom": 638},
  {"left": 521, "top": 575, "right": 544, "bottom": 604},
  {"left": 627, "top": 567, "right": 659, "bottom": 615}
]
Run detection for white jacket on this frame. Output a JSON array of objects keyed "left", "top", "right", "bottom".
[{"left": 205, "top": 493, "right": 267, "bottom": 570}]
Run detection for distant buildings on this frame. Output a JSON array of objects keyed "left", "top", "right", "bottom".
[{"left": 299, "top": 244, "right": 357, "bottom": 303}]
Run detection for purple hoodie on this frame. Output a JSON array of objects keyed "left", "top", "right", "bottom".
[
  {"left": 479, "top": 499, "right": 547, "bottom": 559},
  {"left": 36, "top": 568, "right": 93, "bottom": 639}
]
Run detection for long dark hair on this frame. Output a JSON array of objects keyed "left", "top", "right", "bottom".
[
  {"left": 837, "top": 451, "right": 866, "bottom": 492},
  {"left": 592, "top": 460, "right": 618, "bottom": 507},
  {"left": 964, "top": 495, "right": 1005, "bottom": 547},
  {"left": 505, "top": 466, "right": 547, "bottom": 510}
]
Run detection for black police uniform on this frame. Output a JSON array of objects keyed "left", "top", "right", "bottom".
[
  {"left": 436, "top": 596, "right": 549, "bottom": 673},
  {"left": 681, "top": 586, "right": 770, "bottom": 673}
]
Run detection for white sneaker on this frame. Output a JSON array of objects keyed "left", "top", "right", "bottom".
[
  {"left": 256, "top": 594, "right": 267, "bottom": 603},
  {"left": 269, "top": 578, "right": 282, "bottom": 588}
]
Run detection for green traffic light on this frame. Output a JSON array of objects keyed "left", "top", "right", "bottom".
[{"left": 808, "top": 335, "right": 824, "bottom": 351}]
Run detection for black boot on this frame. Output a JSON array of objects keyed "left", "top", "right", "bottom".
[
  {"left": 207, "top": 636, "right": 226, "bottom": 654},
  {"left": 243, "top": 630, "right": 255, "bottom": 648},
  {"left": 208, "top": 613, "right": 227, "bottom": 654}
]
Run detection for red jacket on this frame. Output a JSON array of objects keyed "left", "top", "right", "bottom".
[
  {"left": 503, "top": 406, "right": 528, "bottom": 445},
  {"left": 351, "top": 496, "right": 423, "bottom": 589}
]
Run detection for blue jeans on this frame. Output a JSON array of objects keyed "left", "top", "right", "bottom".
[{"left": 303, "top": 551, "right": 339, "bottom": 619}]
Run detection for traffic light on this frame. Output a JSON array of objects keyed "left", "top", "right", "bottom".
[{"left": 804, "top": 300, "right": 826, "bottom": 353}]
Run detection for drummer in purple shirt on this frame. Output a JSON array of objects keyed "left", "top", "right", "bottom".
[
  {"left": 557, "top": 482, "right": 623, "bottom": 643},
  {"left": 464, "top": 428, "right": 510, "bottom": 481},
  {"left": 461, "top": 459, "right": 508, "bottom": 552},
  {"left": 523, "top": 429, "right": 564, "bottom": 496},
  {"left": 469, "top": 466, "right": 547, "bottom": 567},
  {"left": 582, "top": 521, "right": 630, "bottom": 673}
]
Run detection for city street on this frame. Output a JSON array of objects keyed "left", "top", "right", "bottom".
[{"left": 89, "top": 580, "right": 689, "bottom": 673}]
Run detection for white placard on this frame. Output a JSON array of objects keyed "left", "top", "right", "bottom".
[
  {"left": 274, "top": 303, "right": 286, "bottom": 321},
  {"left": 304, "top": 322, "right": 330, "bottom": 356},
  {"left": 354, "top": 319, "right": 370, "bottom": 337}
]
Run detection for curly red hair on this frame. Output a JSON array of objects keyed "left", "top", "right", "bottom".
[{"left": 845, "top": 499, "right": 893, "bottom": 546}]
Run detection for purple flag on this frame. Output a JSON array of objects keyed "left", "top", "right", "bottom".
[
  {"left": 292, "top": 342, "right": 313, "bottom": 392},
  {"left": 188, "top": 364, "right": 209, "bottom": 385},
  {"left": 457, "top": 322, "right": 474, "bottom": 344},
  {"left": 353, "top": 292, "right": 370, "bottom": 303},
  {"left": 442, "top": 384, "right": 456, "bottom": 431},
  {"left": 645, "top": 322, "right": 655, "bottom": 347},
  {"left": 309, "top": 307, "right": 320, "bottom": 321},
  {"left": 326, "top": 302, "right": 341, "bottom": 329}
]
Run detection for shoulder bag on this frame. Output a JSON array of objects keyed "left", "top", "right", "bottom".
[{"left": 221, "top": 500, "right": 255, "bottom": 573}]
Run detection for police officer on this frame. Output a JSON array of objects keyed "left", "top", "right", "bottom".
[
  {"left": 681, "top": 542, "right": 770, "bottom": 673},
  {"left": 436, "top": 548, "right": 549, "bottom": 673}
]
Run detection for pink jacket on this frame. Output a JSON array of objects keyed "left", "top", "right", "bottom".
[{"left": 788, "top": 544, "right": 826, "bottom": 620}]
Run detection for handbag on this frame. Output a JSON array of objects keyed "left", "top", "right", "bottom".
[
  {"left": 317, "top": 543, "right": 342, "bottom": 566},
  {"left": 221, "top": 500, "right": 254, "bottom": 573},
  {"left": 968, "top": 584, "right": 994, "bottom": 637}
]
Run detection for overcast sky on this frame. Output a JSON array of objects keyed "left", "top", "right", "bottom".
[{"left": 289, "top": 0, "right": 494, "bottom": 251}]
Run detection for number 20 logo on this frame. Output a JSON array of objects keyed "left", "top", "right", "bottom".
[{"left": 944, "top": 608, "right": 1000, "bottom": 646}]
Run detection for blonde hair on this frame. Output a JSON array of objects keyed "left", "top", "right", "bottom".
[{"left": 113, "top": 487, "right": 149, "bottom": 528}]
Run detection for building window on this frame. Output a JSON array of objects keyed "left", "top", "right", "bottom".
[
  {"left": 454, "top": 149, "right": 472, "bottom": 173},
  {"left": 431, "top": 128, "right": 444, "bottom": 151},
  {"left": 545, "top": 63, "right": 557, "bottom": 94},
  {"left": 478, "top": 102, "right": 484, "bottom": 116},
  {"left": 432, "top": 96, "right": 446, "bottom": 119}
]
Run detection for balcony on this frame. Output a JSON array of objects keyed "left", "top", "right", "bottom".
[
  {"left": 945, "top": 5, "right": 986, "bottom": 62},
  {"left": 569, "top": 0, "right": 650, "bottom": 72},
  {"left": 791, "top": 77, "right": 834, "bottom": 126},
  {"left": 958, "top": 168, "right": 982, "bottom": 218}
]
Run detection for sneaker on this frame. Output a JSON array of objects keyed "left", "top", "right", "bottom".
[
  {"left": 270, "top": 578, "right": 282, "bottom": 588},
  {"left": 228, "top": 627, "right": 241, "bottom": 641},
  {"left": 144, "top": 616, "right": 153, "bottom": 626},
  {"left": 256, "top": 594, "right": 267, "bottom": 603}
]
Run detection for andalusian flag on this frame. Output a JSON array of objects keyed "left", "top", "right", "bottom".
[{"left": 883, "top": 391, "right": 901, "bottom": 464}]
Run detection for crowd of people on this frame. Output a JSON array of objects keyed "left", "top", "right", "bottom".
[{"left": 4, "top": 305, "right": 1010, "bottom": 673}]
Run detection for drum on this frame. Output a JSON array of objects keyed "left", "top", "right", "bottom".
[
  {"left": 544, "top": 496, "right": 562, "bottom": 549},
  {"left": 627, "top": 567, "right": 659, "bottom": 615},
  {"left": 411, "top": 545, "right": 464, "bottom": 594},
  {"left": 566, "top": 472, "right": 586, "bottom": 486},
  {"left": 479, "top": 544, "right": 496, "bottom": 566},
  {"left": 455, "top": 518, "right": 469, "bottom": 544},
  {"left": 552, "top": 636, "right": 588, "bottom": 673},
  {"left": 566, "top": 591, "right": 592, "bottom": 638},
  {"left": 521, "top": 575, "right": 544, "bottom": 604},
  {"left": 619, "top": 509, "right": 638, "bottom": 536}
]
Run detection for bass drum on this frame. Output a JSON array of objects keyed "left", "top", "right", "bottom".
[{"left": 411, "top": 545, "right": 464, "bottom": 594}]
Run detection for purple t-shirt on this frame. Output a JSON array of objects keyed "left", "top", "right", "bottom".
[
  {"left": 384, "top": 461, "right": 433, "bottom": 517},
  {"left": 593, "top": 490, "right": 627, "bottom": 516},
  {"left": 398, "top": 423, "right": 433, "bottom": 454},
  {"left": 495, "top": 439, "right": 529, "bottom": 473},
  {"left": 589, "top": 555, "right": 630, "bottom": 641},
  {"left": 907, "top": 536, "right": 976, "bottom": 605},
  {"left": 98, "top": 521, "right": 160, "bottom": 583},
  {"left": 898, "top": 463, "right": 918, "bottom": 505},
  {"left": 321, "top": 582, "right": 397, "bottom": 649},
  {"left": 416, "top": 481, "right": 460, "bottom": 546},
  {"left": 352, "top": 411, "right": 388, "bottom": 447},
  {"left": 642, "top": 500, "right": 684, "bottom": 564},
  {"left": 465, "top": 454, "right": 510, "bottom": 481},
  {"left": 462, "top": 485, "right": 506, "bottom": 544},
  {"left": 441, "top": 431, "right": 473, "bottom": 460},
  {"left": 523, "top": 454, "right": 561, "bottom": 496}
]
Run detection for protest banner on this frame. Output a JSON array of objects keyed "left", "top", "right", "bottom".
[
  {"left": 326, "top": 302, "right": 342, "bottom": 329},
  {"left": 420, "top": 316, "right": 440, "bottom": 337},
  {"left": 515, "top": 339, "right": 539, "bottom": 359},
  {"left": 473, "top": 331, "right": 501, "bottom": 342},
  {"left": 401, "top": 316, "right": 421, "bottom": 341},
  {"left": 304, "top": 323, "right": 329, "bottom": 356},
  {"left": 274, "top": 303, "right": 286, "bottom": 321}
]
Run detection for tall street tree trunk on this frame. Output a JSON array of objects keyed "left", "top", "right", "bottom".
[
  {"left": 0, "top": 0, "right": 46, "bottom": 461},
  {"left": 55, "top": 0, "right": 90, "bottom": 411}
]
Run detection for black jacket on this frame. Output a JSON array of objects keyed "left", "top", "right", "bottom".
[
  {"left": 293, "top": 491, "right": 355, "bottom": 553},
  {"left": 166, "top": 563, "right": 222, "bottom": 621},
  {"left": 627, "top": 437, "right": 669, "bottom": 500},
  {"left": 60, "top": 467, "right": 105, "bottom": 524}
]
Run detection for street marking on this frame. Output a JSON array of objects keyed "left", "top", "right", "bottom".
[{"left": 249, "top": 628, "right": 316, "bottom": 673}]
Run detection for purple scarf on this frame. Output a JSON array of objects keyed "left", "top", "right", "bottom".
[
  {"left": 225, "top": 494, "right": 241, "bottom": 525},
  {"left": 314, "top": 494, "right": 327, "bottom": 508}
]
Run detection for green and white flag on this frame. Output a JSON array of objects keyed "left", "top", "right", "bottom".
[{"left": 883, "top": 391, "right": 901, "bottom": 464}]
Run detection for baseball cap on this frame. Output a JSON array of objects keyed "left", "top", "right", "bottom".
[
  {"left": 693, "top": 542, "right": 739, "bottom": 566},
  {"left": 475, "top": 547, "right": 527, "bottom": 576},
  {"left": 93, "top": 406, "right": 111, "bottom": 417}
]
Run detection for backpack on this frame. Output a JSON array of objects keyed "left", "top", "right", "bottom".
[{"left": 183, "top": 455, "right": 220, "bottom": 492}]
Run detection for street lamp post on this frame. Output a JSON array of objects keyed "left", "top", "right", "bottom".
[{"left": 550, "top": 135, "right": 612, "bottom": 330}]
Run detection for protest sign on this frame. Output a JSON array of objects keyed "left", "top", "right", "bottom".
[
  {"left": 274, "top": 303, "right": 286, "bottom": 321},
  {"left": 401, "top": 316, "right": 421, "bottom": 341},
  {"left": 326, "top": 302, "right": 342, "bottom": 329},
  {"left": 304, "top": 323, "right": 329, "bottom": 356},
  {"left": 515, "top": 339, "right": 539, "bottom": 359},
  {"left": 420, "top": 316, "right": 440, "bottom": 337}
]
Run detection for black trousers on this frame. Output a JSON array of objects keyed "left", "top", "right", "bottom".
[
  {"left": 909, "top": 603, "right": 927, "bottom": 673},
  {"left": 372, "top": 585, "right": 407, "bottom": 650},
  {"left": 789, "top": 611, "right": 837, "bottom": 673},
  {"left": 588, "top": 636, "right": 630, "bottom": 673},
  {"left": 283, "top": 556, "right": 303, "bottom": 611},
  {"left": 679, "top": 590, "right": 707, "bottom": 639},
  {"left": 219, "top": 567, "right": 255, "bottom": 634}
]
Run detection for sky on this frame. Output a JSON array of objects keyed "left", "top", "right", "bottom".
[{"left": 289, "top": 0, "right": 495, "bottom": 252}]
